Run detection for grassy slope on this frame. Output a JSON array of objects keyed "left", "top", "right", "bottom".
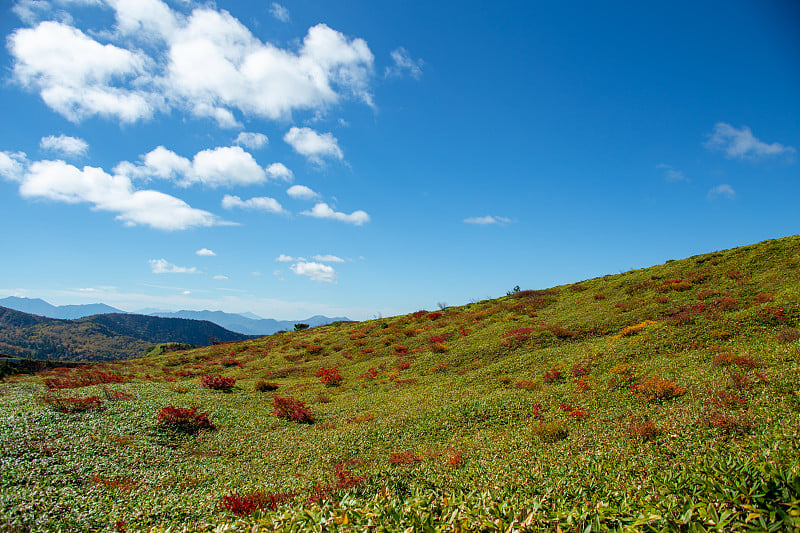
[{"left": 1, "top": 236, "right": 799, "bottom": 531}]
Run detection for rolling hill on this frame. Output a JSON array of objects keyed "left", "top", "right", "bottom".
[
  {"left": 0, "top": 307, "right": 254, "bottom": 362},
  {"left": 0, "top": 235, "right": 798, "bottom": 531}
]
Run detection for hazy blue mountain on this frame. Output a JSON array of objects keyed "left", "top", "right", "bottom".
[
  {"left": 145, "top": 310, "right": 351, "bottom": 335},
  {"left": 0, "top": 297, "right": 124, "bottom": 319}
]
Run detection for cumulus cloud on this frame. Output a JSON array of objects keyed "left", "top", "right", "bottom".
[
  {"left": 275, "top": 254, "right": 297, "bottom": 262},
  {"left": 265, "top": 162, "right": 294, "bottom": 182},
  {"left": 40, "top": 134, "right": 89, "bottom": 158},
  {"left": 290, "top": 261, "right": 337, "bottom": 283},
  {"left": 656, "top": 163, "right": 688, "bottom": 183},
  {"left": 222, "top": 194, "right": 284, "bottom": 213},
  {"left": 116, "top": 145, "right": 267, "bottom": 187},
  {"left": 284, "top": 127, "right": 343, "bottom": 164},
  {"left": 385, "top": 47, "right": 423, "bottom": 79},
  {"left": 4, "top": 153, "right": 221, "bottom": 230},
  {"left": 196, "top": 248, "right": 216, "bottom": 256},
  {"left": 301, "top": 202, "right": 369, "bottom": 225},
  {"left": 464, "top": 215, "right": 511, "bottom": 225},
  {"left": 286, "top": 184, "right": 319, "bottom": 200},
  {"left": 312, "top": 254, "right": 345, "bottom": 263},
  {"left": 269, "top": 3, "right": 290, "bottom": 23},
  {"left": 8, "top": 21, "right": 154, "bottom": 123},
  {"left": 149, "top": 258, "right": 199, "bottom": 274},
  {"left": 8, "top": 3, "right": 375, "bottom": 125},
  {"left": 704, "top": 123, "right": 795, "bottom": 160},
  {"left": 234, "top": 132, "right": 268, "bottom": 150},
  {"left": 707, "top": 184, "right": 736, "bottom": 200}
]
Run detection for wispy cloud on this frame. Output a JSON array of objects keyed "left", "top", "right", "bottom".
[
  {"left": 149, "top": 258, "right": 199, "bottom": 274},
  {"left": 385, "top": 47, "right": 423, "bottom": 79},
  {"left": 222, "top": 195, "right": 284, "bottom": 214},
  {"left": 464, "top": 215, "right": 511, "bottom": 225},
  {"left": 704, "top": 123, "right": 795, "bottom": 160},
  {"left": 707, "top": 184, "right": 736, "bottom": 200},
  {"left": 656, "top": 163, "right": 688, "bottom": 183},
  {"left": 196, "top": 248, "right": 216, "bottom": 257},
  {"left": 312, "top": 254, "right": 345, "bottom": 263},
  {"left": 269, "top": 3, "right": 290, "bottom": 23}
]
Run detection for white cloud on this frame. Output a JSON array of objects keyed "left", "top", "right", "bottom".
[
  {"left": 269, "top": 3, "right": 290, "bottom": 23},
  {"left": 284, "top": 127, "right": 343, "bottom": 164},
  {"left": 704, "top": 123, "right": 795, "bottom": 160},
  {"left": 286, "top": 184, "right": 319, "bottom": 200},
  {"left": 276, "top": 254, "right": 295, "bottom": 262},
  {"left": 234, "top": 132, "right": 268, "bottom": 149},
  {"left": 116, "top": 145, "right": 267, "bottom": 187},
  {"left": 0, "top": 151, "right": 28, "bottom": 182},
  {"left": 656, "top": 163, "right": 688, "bottom": 183},
  {"left": 265, "top": 162, "right": 294, "bottom": 182},
  {"left": 290, "top": 261, "right": 337, "bottom": 283},
  {"left": 213, "top": 274, "right": 228, "bottom": 280},
  {"left": 8, "top": 21, "right": 154, "bottom": 123},
  {"left": 385, "top": 47, "right": 423, "bottom": 80},
  {"left": 312, "top": 254, "right": 345, "bottom": 263},
  {"left": 464, "top": 215, "right": 511, "bottom": 225},
  {"left": 707, "top": 184, "right": 736, "bottom": 200},
  {"left": 11, "top": 157, "right": 221, "bottom": 230},
  {"left": 9, "top": 3, "right": 376, "bottom": 125},
  {"left": 222, "top": 194, "right": 284, "bottom": 213},
  {"left": 196, "top": 248, "right": 216, "bottom": 256},
  {"left": 40, "top": 134, "right": 89, "bottom": 158},
  {"left": 301, "top": 202, "right": 369, "bottom": 225},
  {"left": 149, "top": 258, "right": 199, "bottom": 274}
]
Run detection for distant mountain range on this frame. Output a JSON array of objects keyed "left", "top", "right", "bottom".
[
  {"left": 0, "top": 306, "right": 253, "bottom": 362},
  {"left": 0, "top": 297, "right": 350, "bottom": 335}
]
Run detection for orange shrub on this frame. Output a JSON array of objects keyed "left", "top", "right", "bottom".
[
  {"left": 388, "top": 451, "right": 421, "bottom": 465},
  {"left": 627, "top": 419, "right": 664, "bottom": 441},
  {"left": 629, "top": 377, "right": 686, "bottom": 401},
  {"left": 514, "top": 379, "right": 542, "bottom": 391}
]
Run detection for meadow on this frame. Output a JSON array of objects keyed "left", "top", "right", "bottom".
[{"left": 1, "top": 236, "right": 799, "bottom": 532}]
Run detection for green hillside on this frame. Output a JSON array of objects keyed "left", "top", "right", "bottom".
[
  {"left": 1, "top": 236, "right": 799, "bottom": 531},
  {"left": 0, "top": 308, "right": 254, "bottom": 362}
]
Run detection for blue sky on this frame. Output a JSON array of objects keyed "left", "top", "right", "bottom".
[{"left": 1, "top": 0, "right": 798, "bottom": 321}]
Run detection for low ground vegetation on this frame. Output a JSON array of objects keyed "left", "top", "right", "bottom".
[{"left": 1, "top": 236, "right": 799, "bottom": 531}]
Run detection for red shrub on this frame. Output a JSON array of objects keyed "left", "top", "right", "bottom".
[
  {"left": 571, "top": 364, "right": 589, "bottom": 377},
  {"left": 254, "top": 381, "right": 279, "bottom": 392},
  {"left": 43, "top": 369, "right": 126, "bottom": 390},
  {"left": 316, "top": 368, "right": 343, "bottom": 386},
  {"left": 221, "top": 491, "right": 294, "bottom": 516},
  {"left": 427, "top": 312, "right": 443, "bottom": 320},
  {"left": 86, "top": 475, "right": 135, "bottom": 491},
  {"left": 593, "top": 294, "right": 606, "bottom": 300},
  {"left": 655, "top": 296, "right": 671, "bottom": 304},
  {"left": 574, "top": 378, "right": 591, "bottom": 392},
  {"left": 412, "top": 310, "right": 428, "bottom": 319},
  {"left": 156, "top": 406, "right": 215, "bottom": 433},
  {"left": 38, "top": 394, "right": 104, "bottom": 413},
  {"left": 543, "top": 369, "right": 563, "bottom": 384},
  {"left": 559, "top": 402, "right": 587, "bottom": 419},
  {"left": 359, "top": 368, "right": 379, "bottom": 379},
  {"left": 710, "top": 390, "right": 747, "bottom": 409},
  {"left": 627, "top": 420, "right": 664, "bottom": 441},
  {"left": 333, "top": 464, "right": 366, "bottom": 489},
  {"left": 388, "top": 451, "right": 421, "bottom": 465},
  {"left": 393, "top": 345, "right": 409, "bottom": 355},
  {"left": 428, "top": 335, "right": 445, "bottom": 344},
  {"left": 395, "top": 360, "right": 410, "bottom": 370},
  {"left": 271, "top": 396, "right": 314, "bottom": 423},
  {"left": 200, "top": 374, "right": 236, "bottom": 391},
  {"left": 447, "top": 453, "right": 464, "bottom": 468},
  {"left": 752, "top": 292, "right": 773, "bottom": 304},
  {"left": 531, "top": 402, "right": 546, "bottom": 421}
]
